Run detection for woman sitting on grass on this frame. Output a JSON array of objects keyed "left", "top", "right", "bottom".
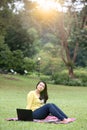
[{"left": 26, "top": 81, "right": 75, "bottom": 124}]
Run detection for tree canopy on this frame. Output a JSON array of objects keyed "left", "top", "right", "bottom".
[{"left": 0, "top": 0, "right": 87, "bottom": 76}]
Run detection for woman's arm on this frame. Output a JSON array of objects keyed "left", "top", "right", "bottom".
[{"left": 26, "top": 91, "right": 34, "bottom": 110}]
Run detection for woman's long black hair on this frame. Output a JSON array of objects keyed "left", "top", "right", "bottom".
[{"left": 36, "top": 81, "right": 48, "bottom": 103}]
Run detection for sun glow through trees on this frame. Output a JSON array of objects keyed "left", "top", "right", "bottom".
[{"left": 32, "top": 0, "right": 62, "bottom": 12}]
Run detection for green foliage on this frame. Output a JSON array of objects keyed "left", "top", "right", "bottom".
[
  {"left": 0, "top": 0, "right": 21, "bottom": 35},
  {"left": 69, "top": 27, "right": 87, "bottom": 67},
  {"left": 40, "top": 75, "right": 51, "bottom": 83},
  {"left": 0, "top": 0, "right": 87, "bottom": 78},
  {"left": 0, "top": 35, "right": 5, "bottom": 44},
  {"left": 11, "top": 50, "right": 24, "bottom": 74},
  {"left": 5, "top": 23, "right": 37, "bottom": 57},
  {"left": 75, "top": 28, "right": 87, "bottom": 67},
  {"left": 0, "top": 42, "right": 13, "bottom": 71},
  {"left": 52, "top": 68, "right": 87, "bottom": 86},
  {"left": 35, "top": 42, "right": 64, "bottom": 76},
  {"left": 23, "top": 57, "right": 35, "bottom": 73}
]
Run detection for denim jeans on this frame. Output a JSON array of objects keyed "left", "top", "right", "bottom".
[{"left": 33, "top": 103, "right": 68, "bottom": 120}]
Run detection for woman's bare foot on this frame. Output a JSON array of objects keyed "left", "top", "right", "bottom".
[{"left": 59, "top": 118, "right": 73, "bottom": 124}]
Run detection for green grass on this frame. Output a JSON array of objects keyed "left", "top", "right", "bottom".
[{"left": 0, "top": 74, "right": 87, "bottom": 130}]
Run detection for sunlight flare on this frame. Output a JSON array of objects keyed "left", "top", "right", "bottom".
[{"left": 32, "top": 0, "right": 62, "bottom": 11}]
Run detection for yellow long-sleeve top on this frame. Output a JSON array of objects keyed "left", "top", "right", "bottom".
[{"left": 26, "top": 90, "right": 44, "bottom": 111}]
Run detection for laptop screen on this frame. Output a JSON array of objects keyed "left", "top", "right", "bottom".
[{"left": 16, "top": 108, "right": 33, "bottom": 121}]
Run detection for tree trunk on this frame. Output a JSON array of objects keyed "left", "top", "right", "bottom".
[{"left": 68, "top": 66, "right": 74, "bottom": 78}]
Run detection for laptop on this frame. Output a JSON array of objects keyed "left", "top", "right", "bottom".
[{"left": 16, "top": 108, "right": 33, "bottom": 121}]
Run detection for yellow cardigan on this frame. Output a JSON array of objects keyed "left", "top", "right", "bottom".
[{"left": 26, "top": 90, "right": 44, "bottom": 111}]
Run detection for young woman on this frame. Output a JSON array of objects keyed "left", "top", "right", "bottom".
[{"left": 26, "top": 81, "right": 75, "bottom": 124}]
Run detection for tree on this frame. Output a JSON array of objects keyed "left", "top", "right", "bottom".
[
  {"left": 0, "top": 42, "right": 13, "bottom": 71},
  {"left": 75, "top": 27, "right": 87, "bottom": 67},
  {"left": 11, "top": 50, "right": 24, "bottom": 74},
  {"left": 17, "top": 0, "right": 87, "bottom": 77},
  {"left": 0, "top": 0, "right": 41, "bottom": 73},
  {"left": 0, "top": 0, "right": 22, "bottom": 35},
  {"left": 57, "top": 0, "right": 87, "bottom": 78},
  {"left": 46, "top": 0, "right": 87, "bottom": 78}
]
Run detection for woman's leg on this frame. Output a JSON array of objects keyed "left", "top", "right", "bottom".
[
  {"left": 33, "top": 104, "right": 50, "bottom": 119},
  {"left": 50, "top": 104, "right": 74, "bottom": 124},
  {"left": 52, "top": 103, "right": 68, "bottom": 119},
  {"left": 33, "top": 103, "right": 67, "bottom": 120}
]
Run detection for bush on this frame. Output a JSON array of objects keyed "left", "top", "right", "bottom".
[
  {"left": 40, "top": 75, "right": 52, "bottom": 83},
  {"left": 52, "top": 68, "right": 87, "bottom": 86}
]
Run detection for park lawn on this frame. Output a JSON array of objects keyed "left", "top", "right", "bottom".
[{"left": 0, "top": 74, "right": 87, "bottom": 130}]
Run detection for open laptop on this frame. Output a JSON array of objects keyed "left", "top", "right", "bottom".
[{"left": 16, "top": 108, "right": 33, "bottom": 121}]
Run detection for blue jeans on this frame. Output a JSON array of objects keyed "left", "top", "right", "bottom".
[{"left": 33, "top": 103, "right": 68, "bottom": 120}]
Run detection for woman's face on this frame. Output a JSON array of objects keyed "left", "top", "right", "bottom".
[{"left": 36, "top": 82, "right": 45, "bottom": 92}]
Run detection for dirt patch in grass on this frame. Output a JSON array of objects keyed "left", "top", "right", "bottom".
[{"left": 1, "top": 74, "right": 21, "bottom": 81}]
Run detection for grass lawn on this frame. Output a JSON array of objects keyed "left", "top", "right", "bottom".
[{"left": 0, "top": 74, "right": 87, "bottom": 130}]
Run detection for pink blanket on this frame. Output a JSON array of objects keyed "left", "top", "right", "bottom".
[
  {"left": 6, "top": 116, "right": 58, "bottom": 122},
  {"left": 6, "top": 116, "right": 76, "bottom": 124},
  {"left": 34, "top": 116, "right": 59, "bottom": 123}
]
